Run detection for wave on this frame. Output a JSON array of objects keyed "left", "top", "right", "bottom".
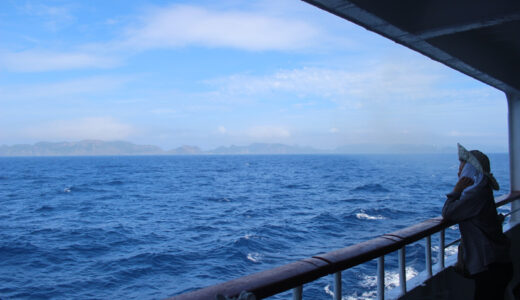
[
  {"left": 35, "top": 205, "right": 55, "bottom": 212},
  {"left": 284, "top": 183, "right": 311, "bottom": 190},
  {"left": 61, "top": 184, "right": 108, "bottom": 194},
  {"left": 107, "top": 180, "right": 124, "bottom": 186},
  {"left": 311, "top": 211, "right": 341, "bottom": 222},
  {"left": 340, "top": 197, "right": 368, "bottom": 204},
  {"left": 103, "top": 250, "right": 197, "bottom": 271},
  {"left": 325, "top": 267, "right": 419, "bottom": 300},
  {"left": 348, "top": 207, "right": 413, "bottom": 221},
  {"left": 205, "top": 197, "right": 232, "bottom": 202},
  {"left": 240, "top": 209, "right": 261, "bottom": 218},
  {"left": 246, "top": 252, "right": 262, "bottom": 263},
  {"left": 351, "top": 183, "right": 390, "bottom": 193},
  {"left": 94, "top": 195, "right": 120, "bottom": 201},
  {"left": 0, "top": 242, "right": 39, "bottom": 257},
  {"left": 190, "top": 225, "right": 218, "bottom": 232},
  {"left": 355, "top": 211, "right": 385, "bottom": 220},
  {"left": 325, "top": 284, "right": 376, "bottom": 300},
  {"left": 233, "top": 234, "right": 267, "bottom": 251},
  {"left": 360, "top": 266, "right": 418, "bottom": 290},
  {"left": 432, "top": 245, "right": 458, "bottom": 256}
]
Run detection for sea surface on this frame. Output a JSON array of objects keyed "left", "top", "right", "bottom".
[{"left": 0, "top": 154, "right": 511, "bottom": 300}]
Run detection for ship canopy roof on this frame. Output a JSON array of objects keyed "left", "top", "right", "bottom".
[{"left": 303, "top": 0, "right": 520, "bottom": 96}]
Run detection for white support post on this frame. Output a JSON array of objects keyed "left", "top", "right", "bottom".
[
  {"left": 377, "top": 256, "right": 385, "bottom": 300},
  {"left": 425, "top": 236, "right": 432, "bottom": 278},
  {"left": 507, "top": 93, "right": 520, "bottom": 225},
  {"left": 398, "top": 247, "right": 406, "bottom": 295},
  {"left": 439, "top": 230, "right": 445, "bottom": 270},
  {"left": 293, "top": 285, "right": 302, "bottom": 300},
  {"left": 334, "top": 272, "right": 342, "bottom": 300}
]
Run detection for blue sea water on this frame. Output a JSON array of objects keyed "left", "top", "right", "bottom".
[{"left": 0, "top": 154, "right": 511, "bottom": 300}]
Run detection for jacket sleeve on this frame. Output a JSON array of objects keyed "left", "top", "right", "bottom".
[{"left": 442, "top": 186, "right": 487, "bottom": 222}]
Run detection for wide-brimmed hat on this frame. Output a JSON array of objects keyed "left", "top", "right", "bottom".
[{"left": 457, "top": 143, "right": 499, "bottom": 190}]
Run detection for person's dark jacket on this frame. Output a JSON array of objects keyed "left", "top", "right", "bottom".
[{"left": 442, "top": 177, "right": 510, "bottom": 275}]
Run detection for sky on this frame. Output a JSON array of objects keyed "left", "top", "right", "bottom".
[{"left": 0, "top": 0, "right": 510, "bottom": 152}]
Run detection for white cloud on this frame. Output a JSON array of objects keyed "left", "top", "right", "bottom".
[
  {"left": 447, "top": 130, "right": 497, "bottom": 138},
  {"left": 0, "top": 75, "right": 132, "bottom": 100},
  {"left": 0, "top": 51, "right": 119, "bottom": 72},
  {"left": 209, "top": 61, "right": 443, "bottom": 103},
  {"left": 329, "top": 127, "right": 339, "bottom": 133},
  {"left": 22, "top": 3, "right": 71, "bottom": 17},
  {"left": 22, "top": 117, "right": 135, "bottom": 141},
  {"left": 20, "top": 3, "right": 75, "bottom": 31},
  {"left": 448, "top": 130, "right": 463, "bottom": 137},
  {"left": 124, "top": 5, "right": 321, "bottom": 51},
  {"left": 150, "top": 108, "right": 177, "bottom": 115},
  {"left": 218, "top": 126, "right": 227, "bottom": 134},
  {"left": 1, "top": 3, "right": 331, "bottom": 74},
  {"left": 246, "top": 126, "right": 290, "bottom": 139}
]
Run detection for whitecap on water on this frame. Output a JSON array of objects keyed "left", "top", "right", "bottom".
[
  {"left": 64, "top": 187, "right": 71, "bottom": 193},
  {"left": 343, "top": 291, "right": 377, "bottom": 300},
  {"left": 355, "top": 211, "right": 385, "bottom": 220},
  {"left": 360, "top": 266, "right": 418, "bottom": 290},
  {"left": 324, "top": 284, "right": 376, "bottom": 300},
  {"left": 445, "top": 245, "right": 458, "bottom": 256},
  {"left": 323, "top": 267, "right": 418, "bottom": 300},
  {"left": 432, "top": 245, "right": 458, "bottom": 256},
  {"left": 246, "top": 252, "right": 262, "bottom": 263}
]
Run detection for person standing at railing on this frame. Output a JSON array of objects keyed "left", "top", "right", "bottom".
[{"left": 442, "top": 143, "right": 512, "bottom": 300}]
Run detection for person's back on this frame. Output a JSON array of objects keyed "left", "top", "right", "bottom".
[{"left": 442, "top": 144, "right": 512, "bottom": 299}]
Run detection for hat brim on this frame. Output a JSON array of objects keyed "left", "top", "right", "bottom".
[
  {"left": 458, "top": 143, "right": 484, "bottom": 173},
  {"left": 457, "top": 143, "right": 499, "bottom": 190}
]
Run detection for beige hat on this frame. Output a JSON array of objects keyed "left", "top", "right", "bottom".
[{"left": 457, "top": 143, "right": 499, "bottom": 190}]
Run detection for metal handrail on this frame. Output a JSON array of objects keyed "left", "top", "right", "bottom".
[{"left": 169, "top": 192, "right": 520, "bottom": 300}]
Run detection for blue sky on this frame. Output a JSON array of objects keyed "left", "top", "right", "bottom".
[{"left": 0, "top": 0, "right": 509, "bottom": 151}]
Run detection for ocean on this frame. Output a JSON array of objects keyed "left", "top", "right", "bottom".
[{"left": 0, "top": 154, "right": 511, "bottom": 299}]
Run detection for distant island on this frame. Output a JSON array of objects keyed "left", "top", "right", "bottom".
[
  {"left": 0, "top": 140, "right": 461, "bottom": 156},
  {"left": 0, "top": 140, "right": 322, "bottom": 156}
]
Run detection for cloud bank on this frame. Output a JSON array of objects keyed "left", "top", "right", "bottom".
[
  {"left": 124, "top": 5, "right": 321, "bottom": 51},
  {"left": 0, "top": 51, "right": 118, "bottom": 72},
  {"left": 22, "top": 117, "right": 135, "bottom": 141},
  {"left": 1, "top": 4, "right": 325, "bottom": 72},
  {"left": 209, "top": 61, "right": 443, "bottom": 103},
  {"left": 1, "top": 75, "right": 132, "bottom": 100}
]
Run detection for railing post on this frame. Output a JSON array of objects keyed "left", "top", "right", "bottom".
[
  {"left": 398, "top": 247, "right": 406, "bottom": 295},
  {"left": 507, "top": 92, "right": 520, "bottom": 225},
  {"left": 425, "top": 235, "right": 432, "bottom": 278},
  {"left": 334, "top": 272, "right": 342, "bottom": 300},
  {"left": 293, "top": 285, "right": 302, "bottom": 300},
  {"left": 439, "top": 229, "right": 445, "bottom": 270},
  {"left": 377, "top": 256, "right": 385, "bottom": 300}
]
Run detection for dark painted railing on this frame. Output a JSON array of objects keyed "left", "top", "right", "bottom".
[{"left": 169, "top": 192, "right": 520, "bottom": 300}]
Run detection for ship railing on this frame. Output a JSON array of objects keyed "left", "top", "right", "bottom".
[{"left": 169, "top": 192, "right": 520, "bottom": 300}]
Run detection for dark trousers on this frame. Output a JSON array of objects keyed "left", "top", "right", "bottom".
[{"left": 473, "top": 262, "right": 513, "bottom": 300}]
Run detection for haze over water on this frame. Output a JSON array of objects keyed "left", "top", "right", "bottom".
[{"left": 0, "top": 1, "right": 508, "bottom": 151}]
